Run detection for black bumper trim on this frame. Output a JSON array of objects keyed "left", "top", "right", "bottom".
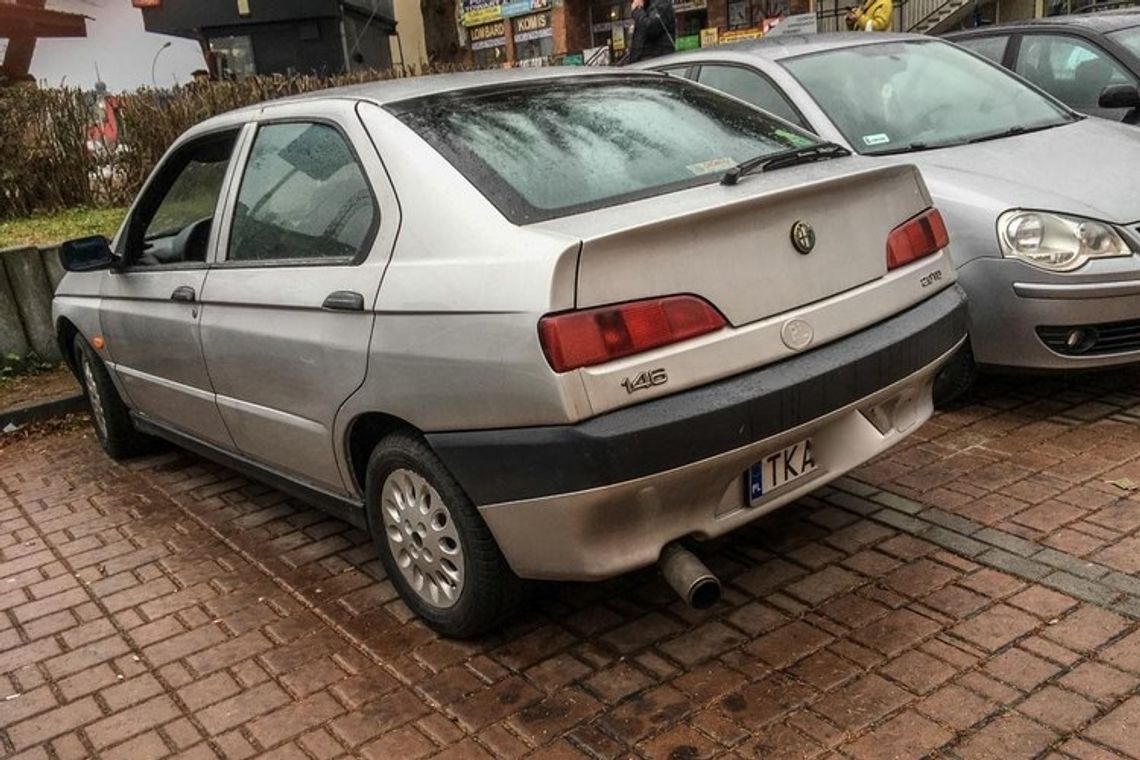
[{"left": 428, "top": 285, "right": 968, "bottom": 506}]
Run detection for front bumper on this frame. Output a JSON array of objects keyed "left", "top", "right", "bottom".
[
  {"left": 959, "top": 256, "right": 1140, "bottom": 370},
  {"left": 427, "top": 285, "right": 968, "bottom": 580}
]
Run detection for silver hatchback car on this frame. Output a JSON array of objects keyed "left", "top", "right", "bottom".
[{"left": 53, "top": 69, "right": 967, "bottom": 637}]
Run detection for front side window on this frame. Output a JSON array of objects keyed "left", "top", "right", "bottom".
[
  {"left": 782, "top": 39, "right": 1074, "bottom": 155},
  {"left": 955, "top": 34, "right": 1010, "bottom": 64},
  {"left": 1015, "top": 34, "right": 1135, "bottom": 110},
  {"left": 124, "top": 131, "right": 237, "bottom": 266},
  {"left": 390, "top": 76, "right": 821, "bottom": 223},
  {"left": 696, "top": 64, "right": 807, "bottom": 127},
  {"left": 228, "top": 122, "right": 378, "bottom": 263}
]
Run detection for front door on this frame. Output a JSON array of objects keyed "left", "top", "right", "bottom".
[
  {"left": 100, "top": 128, "right": 242, "bottom": 448},
  {"left": 199, "top": 105, "right": 396, "bottom": 493}
]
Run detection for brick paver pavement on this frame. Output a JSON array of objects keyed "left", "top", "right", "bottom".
[{"left": 4, "top": 370, "right": 1140, "bottom": 759}]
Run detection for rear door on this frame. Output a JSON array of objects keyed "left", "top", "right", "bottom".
[
  {"left": 953, "top": 33, "right": 1013, "bottom": 66},
  {"left": 199, "top": 101, "right": 399, "bottom": 493},
  {"left": 100, "top": 128, "right": 242, "bottom": 448}
]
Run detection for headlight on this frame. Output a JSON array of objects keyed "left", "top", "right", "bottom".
[{"left": 997, "top": 210, "right": 1132, "bottom": 272}]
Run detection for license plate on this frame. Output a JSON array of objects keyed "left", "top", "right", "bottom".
[{"left": 747, "top": 438, "right": 817, "bottom": 505}]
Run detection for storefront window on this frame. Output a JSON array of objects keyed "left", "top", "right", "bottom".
[
  {"left": 513, "top": 12, "right": 554, "bottom": 62},
  {"left": 470, "top": 20, "right": 508, "bottom": 67},
  {"left": 590, "top": 1, "right": 634, "bottom": 59},
  {"left": 208, "top": 35, "right": 256, "bottom": 79}
]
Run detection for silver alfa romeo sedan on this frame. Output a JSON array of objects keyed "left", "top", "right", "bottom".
[
  {"left": 640, "top": 34, "right": 1140, "bottom": 396},
  {"left": 53, "top": 69, "right": 966, "bottom": 637}
]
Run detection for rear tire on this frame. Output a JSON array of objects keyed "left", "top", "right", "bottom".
[
  {"left": 73, "top": 335, "right": 151, "bottom": 460},
  {"left": 933, "top": 343, "right": 978, "bottom": 409},
  {"left": 365, "top": 432, "right": 525, "bottom": 638}
]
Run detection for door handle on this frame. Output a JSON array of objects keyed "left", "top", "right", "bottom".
[
  {"left": 171, "top": 286, "right": 196, "bottom": 303},
  {"left": 322, "top": 291, "right": 365, "bottom": 312}
]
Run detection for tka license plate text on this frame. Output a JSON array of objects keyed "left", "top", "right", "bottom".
[{"left": 747, "top": 438, "right": 817, "bottom": 505}]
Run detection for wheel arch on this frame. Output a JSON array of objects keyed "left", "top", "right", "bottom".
[
  {"left": 56, "top": 317, "right": 81, "bottom": 376},
  {"left": 344, "top": 411, "right": 422, "bottom": 497}
]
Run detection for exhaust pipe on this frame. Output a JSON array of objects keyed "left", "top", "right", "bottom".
[{"left": 659, "top": 542, "right": 721, "bottom": 610}]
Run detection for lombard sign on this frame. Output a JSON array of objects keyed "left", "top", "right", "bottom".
[
  {"left": 463, "top": 0, "right": 551, "bottom": 26},
  {"left": 469, "top": 19, "right": 507, "bottom": 48}
]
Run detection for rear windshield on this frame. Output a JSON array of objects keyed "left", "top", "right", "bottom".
[{"left": 388, "top": 76, "right": 820, "bottom": 223}]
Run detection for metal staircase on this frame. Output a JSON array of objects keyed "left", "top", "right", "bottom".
[{"left": 815, "top": 0, "right": 977, "bottom": 35}]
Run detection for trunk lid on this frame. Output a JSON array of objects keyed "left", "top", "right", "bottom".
[{"left": 538, "top": 161, "right": 930, "bottom": 326}]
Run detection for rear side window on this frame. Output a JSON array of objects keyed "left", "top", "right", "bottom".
[
  {"left": 955, "top": 35, "right": 1010, "bottom": 64},
  {"left": 696, "top": 64, "right": 808, "bottom": 128},
  {"left": 390, "top": 77, "right": 820, "bottom": 223},
  {"left": 229, "top": 122, "right": 378, "bottom": 263}
]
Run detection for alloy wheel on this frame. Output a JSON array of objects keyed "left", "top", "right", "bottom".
[
  {"left": 81, "top": 354, "right": 108, "bottom": 440},
  {"left": 380, "top": 468, "right": 465, "bottom": 608}
]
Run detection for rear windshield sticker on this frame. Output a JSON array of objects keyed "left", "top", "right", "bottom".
[
  {"left": 862, "top": 133, "right": 890, "bottom": 146},
  {"left": 687, "top": 157, "right": 736, "bottom": 175}
]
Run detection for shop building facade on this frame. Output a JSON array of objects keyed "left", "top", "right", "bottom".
[{"left": 459, "top": 0, "right": 813, "bottom": 65}]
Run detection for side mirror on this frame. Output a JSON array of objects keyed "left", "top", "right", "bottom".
[
  {"left": 1099, "top": 83, "right": 1140, "bottom": 109},
  {"left": 59, "top": 236, "right": 118, "bottom": 272}
]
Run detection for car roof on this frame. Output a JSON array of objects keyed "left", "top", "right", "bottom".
[
  {"left": 201, "top": 67, "right": 664, "bottom": 127},
  {"left": 946, "top": 8, "right": 1140, "bottom": 34},
  {"left": 644, "top": 31, "right": 938, "bottom": 64}
]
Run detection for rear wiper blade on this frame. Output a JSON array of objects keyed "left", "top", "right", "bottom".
[{"left": 721, "top": 142, "right": 851, "bottom": 186}]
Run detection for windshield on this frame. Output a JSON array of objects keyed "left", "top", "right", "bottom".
[
  {"left": 390, "top": 77, "right": 820, "bottom": 223},
  {"left": 1108, "top": 25, "right": 1140, "bottom": 58},
  {"left": 781, "top": 40, "right": 1075, "bottom": 155}
]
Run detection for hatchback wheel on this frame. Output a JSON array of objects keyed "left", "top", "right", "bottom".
[
  {"left": 73, "top": 335, "right": 151, "bottom": 460},
  {"left": 365, "top": 432, "right": 525, "bottom": 638}
]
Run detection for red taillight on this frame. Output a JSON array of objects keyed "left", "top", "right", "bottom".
[
  {"left": 538, "top": 295, "right": 727, "bottom": 372},
  {"left": 887, "top": 208, "right": 949, "bottom": 270}
]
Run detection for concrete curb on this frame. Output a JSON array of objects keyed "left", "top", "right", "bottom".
[{"left": 0, "top": 393, "right": 87, "bottom": 431}]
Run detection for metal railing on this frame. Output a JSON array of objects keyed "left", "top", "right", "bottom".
[{"left": 815, "top": 0, "right": 968, "bottom": 33}]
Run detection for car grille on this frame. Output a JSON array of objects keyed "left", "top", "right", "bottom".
[{"left": 1038, "top": 318, "right": 1140, "bottom": 356}]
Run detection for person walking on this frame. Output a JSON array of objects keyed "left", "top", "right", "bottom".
[
  {"left": 845, "top": 0, "right": 892, "bottom": 31},
  {"left": 627, "top": 0, "right": 677, "bottom": 63}
]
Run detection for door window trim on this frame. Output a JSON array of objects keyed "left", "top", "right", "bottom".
[
  {"left": 213, "top": 116, "right": 382, "bottom": 270},
  {"left": 116, "top": 125, "right": 245, "bottom": 273}
]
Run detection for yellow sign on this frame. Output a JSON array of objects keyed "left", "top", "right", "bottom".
[
  {"left": 464, "top": 6, "right": 503, "bottom": 26},
  {"left": 699, "top": 27, "right": 719, "bottom": 46},
  {"left": 719, "top": 28, "right": 764, "bottom": 43}
]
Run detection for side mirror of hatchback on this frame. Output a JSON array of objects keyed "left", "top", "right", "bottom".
[
  {"left": 1098, "top": 83, "right": 1140, "bottom": 109},
  {"left": 59, "top": 236, "right": 119, "bottom": 272}
]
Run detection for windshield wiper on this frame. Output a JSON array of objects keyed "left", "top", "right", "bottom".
[
  {"left": 967, "top": 121, "right": 1067, "bottom": 144},
  {"left": 721, "top": 142, "right": 851, "bottom": 186},
  {"left": 868, "top": 141, "right": 931, "bottom": 156}
]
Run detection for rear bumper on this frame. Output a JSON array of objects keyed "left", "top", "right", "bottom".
[{"left": 427, "top": 285, "right": 968, "bottom": 579}]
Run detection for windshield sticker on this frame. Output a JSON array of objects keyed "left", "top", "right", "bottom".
[
  {"left": 862, "top": 133, "right": 891, "bottom": 146},
  {"left": 687, "top": 157, "right": 736, "bottom": 176},
  {"left": 776, "top": 130, "right": 815, "bottom": 147}
]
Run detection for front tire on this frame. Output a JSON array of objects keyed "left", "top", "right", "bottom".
[
  {"left": 365, "top": 432, "right": 525, "bottom": 638},
  {"left": 73, "top": 335, "right": 151, "bottom": 460}
]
